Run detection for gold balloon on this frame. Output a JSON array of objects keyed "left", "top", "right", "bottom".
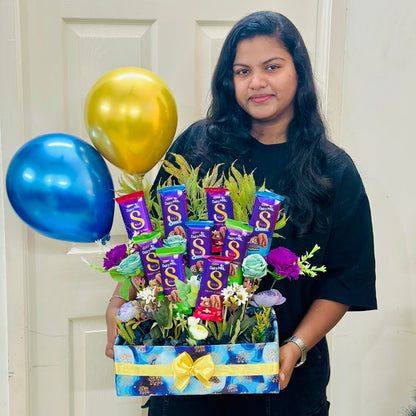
[{"left": 84, "top": 67, "right": 178, "bottom": 174}]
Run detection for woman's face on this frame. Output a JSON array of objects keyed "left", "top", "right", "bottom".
[{"left": 233, "top": 35, "right": 298, "bottom": 129}]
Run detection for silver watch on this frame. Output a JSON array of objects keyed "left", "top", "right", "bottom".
[{"left": 283, "top": 336, "right": 307, "bottom": 367}]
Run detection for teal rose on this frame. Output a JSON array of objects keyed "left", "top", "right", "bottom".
[
  {"left": 117, "top": 252, "right": 143, "bottom": 275},
  {"left": 163, "top": 234, "right": 187, "bottom": 254},
  {"left": 242, "top": 254, "right": 268, "bottom": 279}
]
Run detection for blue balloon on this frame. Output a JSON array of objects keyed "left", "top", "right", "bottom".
[{"left": 6, "top": 133, "right": 115, "bottom": 242}]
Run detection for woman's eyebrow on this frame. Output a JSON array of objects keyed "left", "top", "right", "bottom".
[{"left": 233, "top": 57, "right": 287, "bottom": 67}]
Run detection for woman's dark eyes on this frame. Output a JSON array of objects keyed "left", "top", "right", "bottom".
[
  {"left": 266, "top": 65, "right": 280, "bottom": 71},
  {"left": 233, "top": 65, "right": 280, "bottom": 76}
]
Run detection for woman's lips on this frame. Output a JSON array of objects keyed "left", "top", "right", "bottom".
[{"left": 249, "top": 94, "right": 273, "bottom": 104}]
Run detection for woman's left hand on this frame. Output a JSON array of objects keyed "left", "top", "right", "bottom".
[{"left": 278, "top": 341, "right": 301, "bottom": 390}]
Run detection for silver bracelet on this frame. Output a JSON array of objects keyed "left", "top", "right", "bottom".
[
  {"left": 283, "top": 336, "right": 307, "bottom": 367},
  {"left": 108, "top": 295, "right": 126, "bottom": 303}
]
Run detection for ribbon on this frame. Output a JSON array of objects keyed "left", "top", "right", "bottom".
[
  {"left": 172, "top": 352, "right": 214, "bottom": 392},
  {"left": 115, "top": 351, "right": 279, "bottom": 392}
]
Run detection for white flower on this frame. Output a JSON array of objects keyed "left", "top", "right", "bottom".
[
  {"left": 136, "top": 286, "right": 157, "bottom": 305},
  {"left": 187, "top": 275, "right": 200, "bottom": 286},
  {"left": 221, "top": 284, "right": 236, "bottom": 301},
  {"left": 188, "top": 324, "right": 209, "bottom": 341},
  {"left": 187, "top": 316, "right": 200, "bottom": 327},
  {"left": 234, "top": 286, "right": 249, "bottom": 306}
]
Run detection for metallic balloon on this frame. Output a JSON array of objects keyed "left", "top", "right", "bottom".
[
  {"left": 84, "top": 67, "right": 178, "bottom": 174},
  {"left": 6, "top": 133, "right": 115, "bottom": 243}
]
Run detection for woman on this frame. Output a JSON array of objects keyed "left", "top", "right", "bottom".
[{"left": 106, "top": 11, "right": 376, "bottom": 416}]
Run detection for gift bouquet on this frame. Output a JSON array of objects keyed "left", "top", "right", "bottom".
[{"left": 87, "top": 154, "right": 326, "bottom": 396}]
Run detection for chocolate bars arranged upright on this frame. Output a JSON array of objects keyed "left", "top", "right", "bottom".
[{"left": 117, "top": 186, "right": 284, "bottom": 313}]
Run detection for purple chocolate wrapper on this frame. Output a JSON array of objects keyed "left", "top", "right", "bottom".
[
  {"left": 158, "top": 185, "right": 188, "bottom": 238},
  {"left": 155, "top": 246, "right": 187, "bottom": 298},
  {"left": 133, "top": 231, "right": 163, "bottom": 283},
  {"left": 185, "top": 221, "right": 214, "bottom": 273},
  {"left": 116, "top": 191, "right": 153, "bottom": 239},
  {"left": 248, "top": 191, "right": 284, "bottom": 257},
  {"left": 194, "top": 256, "right": 232, "bottom": 322},
  {"left": 205, "top": 188, "right": 234, "bottom": 253},
  {"left": 221, "top": 219, "right": 253, "bottom": 285}
]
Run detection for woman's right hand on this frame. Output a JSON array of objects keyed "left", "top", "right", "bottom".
[
  {"left": 105, "top": 297, "right": 125, "bottom": 359},
  {"left": 105, "top": 283, "right": 137, "bottom": 359}
]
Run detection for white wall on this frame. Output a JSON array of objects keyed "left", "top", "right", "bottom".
[{"left": 331, "top": 0, "right": 416, "bottom": 415}]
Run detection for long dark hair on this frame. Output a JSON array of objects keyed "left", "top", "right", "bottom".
[{"left": 199, "top": 11, "right": 335, "bottom": 233}]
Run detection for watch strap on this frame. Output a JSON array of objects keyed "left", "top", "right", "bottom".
[{"left": 283, "top": 336, "right": 307, "bottom": 367}]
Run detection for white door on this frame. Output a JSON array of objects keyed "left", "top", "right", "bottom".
[{"left": 2, "top": 1, "right": 341, "bottom": 415}]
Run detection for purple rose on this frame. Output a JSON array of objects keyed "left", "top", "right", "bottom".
[
  {"left": 265, "top": 247, "right": 301, "bottom": 280},
  {"left": 103, "top": 244, "right": 128, "bottom": 270},
  {"left": 250, "top": 289, "right": 286, "bottom": 307}
]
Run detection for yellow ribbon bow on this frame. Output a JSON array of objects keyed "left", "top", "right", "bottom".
[{"left": 172, "top": 352, "right": 215, "bottom": 392}]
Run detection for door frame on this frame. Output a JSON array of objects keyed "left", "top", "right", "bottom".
[{"left": 1, "top": 0, "right": 30, "bottom": 415}]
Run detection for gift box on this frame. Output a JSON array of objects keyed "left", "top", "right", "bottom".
[{"left": 113, "top": 318, "right": 279, "bottom": 396}]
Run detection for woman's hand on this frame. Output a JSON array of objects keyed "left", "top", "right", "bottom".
[
  {"left": 105, "top": 297, "right": 125, "bottom": 359},
  {"left": 278, "top": 341, "right": 301, "bottom": 390},
  {"left": 279, "top": 299, "right": 349, "bottom": 390},
  {"left": 105, "top": 282, "right": 137, "bottom": 359}
]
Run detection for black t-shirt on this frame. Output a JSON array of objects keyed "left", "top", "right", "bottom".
[{"left": 155, "top": 121, "right": 377, "bottom": 340}]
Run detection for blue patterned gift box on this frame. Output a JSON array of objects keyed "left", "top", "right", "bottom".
[{"left": 113, "top": 320, "right": 279, "bottom": 396}]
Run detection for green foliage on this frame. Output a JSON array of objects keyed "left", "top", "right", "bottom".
[
  {"left": 155, "top": 297, "right": 173, "bottom": 332},
  {"left": 115, "top": 316, "right": 135, "bottom": 345},
  {"left": 159, "top": 154, "right": 216, "bottom": 221},
  {"left": 116, "top": 173, "right": 145, "bottom": 195},
  {"left": 109, "top": 270, "right": 130, "bottom": 300},
  {"left": 175, "top": 280, "right": 199, "bottom": 309},
  {"left": 403, "top": 389, "right": 416, "bottom": 416},
  {"left": 252, "top": 306, "right": 271, "bottom": 343},
  {"left": 273, "top": 212, "right": 289, "bottom": 239},
  {"left": 115, "top": 153, "right": 287, "bottom": 239},
  {"left": 206, "top": 320, "right": 224, "bottom": 342},
  {"left": 230, "top": 319, "right": 241, "bottom": 344},
  {"left": 224, "top": 164, "right": 262, "bottom": 223}
]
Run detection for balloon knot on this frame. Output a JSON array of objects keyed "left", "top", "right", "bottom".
[{"left": 100, "top": 235, "right": 111, "bottom": 245}]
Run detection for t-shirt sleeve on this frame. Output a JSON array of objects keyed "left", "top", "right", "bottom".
[{"left": 312, "top": 156, "right": 377, "bottom": 311}]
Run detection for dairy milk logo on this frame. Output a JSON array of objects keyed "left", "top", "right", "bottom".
[{"left": 191, "top": 231, "right": 207, "bottom": 238}]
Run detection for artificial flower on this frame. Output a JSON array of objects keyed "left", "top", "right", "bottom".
[
  {"left": 188, "top": 323, "right": 209, "bottom": 341},
  {"left": 136, "top": 285, "right": 158, "bottom": 305},
  {"left": 250, "top": 289, "right": 286, "bottom": 308},
  {"left": 265, "top": 247, "right": 301, "bottom": 280},
  {"left": 163, "top": 234, "right": 187, "bottom": 254},
  {"left": 117, "top": 252, "right": 143, "bottom": 276},
  {"left": 187, "top": 316, "right": 200, "bottom": 327},
  {"left": 187, "top": 274, "right": 200, "bottom": 286},
  {"left": 221, "top": 284, "right": 238, "bottom": 302},
  {"left": 242, "top": 254, "right": 268, "bottom": 278},
  {"left": 117, "top": 301, "right": 140, "bottom": 322},
  {"left": 103, "top": 244, "right": 127, "bottom": 270},
  {"left": 234, "top": 285, "right": 250, "bottom": 306}
]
